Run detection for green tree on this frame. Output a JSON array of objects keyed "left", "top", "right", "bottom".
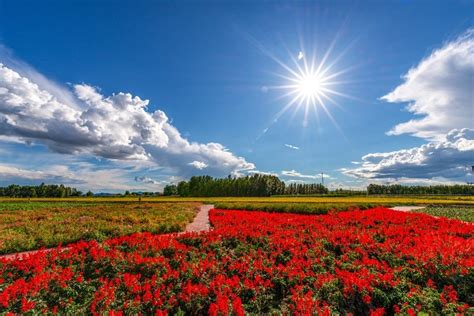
[{"left": 163, "top": 185, "right": 178, "bottom": 196}]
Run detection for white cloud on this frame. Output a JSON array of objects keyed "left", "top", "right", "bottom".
[
  {"left": 188, "top": 160, "right": 208, "bottom": 170},
  {"left": 247, "top": 170, "right": 279, "bottom": 176},
  {"left": 0, "top": 164, "right": 71, "bottom": 182},
  {"left": 0, "top": 162, "right": 144, "bottom": 191},
  {"left": 134, "top": 176, "right": 161, "bottom": 185},
  {"left": 382, "top": 29, "right": 474, "bottom": 141},
  {"left": 0, "top": 62, "right": 255, "bottom": 178},
  {"left": 284, "top": 179, "right": 306, "bottom": 183},
  {"left": 342, "top": 128, "right": 474, "bottom": 181},
  {"left": 284, "top": 144, "right": 300, "bottom": 150},
  {"left": 326, "top": 181, "right": 366, "bottom": 191},
  {"left": 281, "top": 170, "right": 334, "bottom": 180},
  {"left": 281, "top": 169, "right": 317, "bottom": 179},
  {"left": 343, "top": 29, "right": 474, "bottom": 184}
]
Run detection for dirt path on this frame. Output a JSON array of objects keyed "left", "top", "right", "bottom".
[
  {"left": 185, "top": 204, "right": 213, "bottom": 232},
  {"left": 0, "top": 204, "right": 214, "bottom": 261},
  {"left": 389, "top": 206, "right": 426, "bottom": 212},
  {"left": 389, "top": 205, "right": 472, "bottom": 225}
]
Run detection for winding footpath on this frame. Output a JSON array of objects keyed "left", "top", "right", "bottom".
[
  {"left": 389, "top": 206, "right": 426, "bottom": 212},
  {"left": 185, "top": 204, "right": 213, "bottom": 232},
  {"left": 0, "top": 204, "right": 214, "bottom": 261}
]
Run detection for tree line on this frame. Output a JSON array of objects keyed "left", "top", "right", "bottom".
[
  {"left": 283, "top": 182, "right": 328, "bottom": 195},
  {"left": 163, "top": 174, "right": 328, "bottom": 197},
  {"left": 367, "top": 184, "right": 474, "bottom": 195},
  {"left": 0, "top": 183, "right": 83, "bottom": 198},
  {"left": 164, "top": 174, "right": 285, "bottom": 197}
]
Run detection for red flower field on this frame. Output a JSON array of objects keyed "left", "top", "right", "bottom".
[{"left": 0, "top": 207, "right": 473, "bottom": 315}]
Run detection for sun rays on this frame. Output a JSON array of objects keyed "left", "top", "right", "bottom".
[{"left": 268, "top": 48, "right": 353, "bottom": 131}]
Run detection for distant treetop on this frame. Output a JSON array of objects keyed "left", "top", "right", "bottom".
[{"left": 0, "top": 183, "right": 82, "bottom": 198}]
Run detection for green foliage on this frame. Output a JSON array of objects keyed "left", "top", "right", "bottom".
[
  {"left": 163, "top": 184, "right": 178, "bottom": 196},
  {"left": 175, "top": 174, "right": 287, "bottom": 197},
  {"left": 171, "top": 174, "right": 336, "bottom": 197},
  {"left": 0, "top": 183, "right": 82, "bottom": 198},
  {"left": 367, "top": 184, "right": 474, "bottom": 195},
  {"left": 284, "top": 182, "right": 328, "bottom": 195}
]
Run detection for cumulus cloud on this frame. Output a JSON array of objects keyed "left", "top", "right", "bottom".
[
  {"left": 382, "top": 29, "right": 474, "bottom": 141},
  {"left": 188, "top": 160, "right": 208, "bottom": 170},
  {"left": 342, "top": 128, "right": 474, "bottom": 181},
  {"left": 0, "top": 62, "right": 255, "bottom": 177},
  {"left": 284, "top": 144, "right": 300, "bottom": 150}
]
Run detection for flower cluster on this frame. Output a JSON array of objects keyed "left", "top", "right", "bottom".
[{"left": 0, "top": 207, "right": 472, "bottom": 314}]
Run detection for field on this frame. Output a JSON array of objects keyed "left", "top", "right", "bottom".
[
  {"left": 0, "top": 202, "right": 198, "bottom": 254},
  {"left": 213, "top": 202, "right": 381, "bottom": 214},
  {"left": 411, "top": 206, "right": 474, "bottom": 222},
  {"left": 0, "top": 207, "right": 472, "bottom": 314},
  {"left": 1, "top": 197, "right": 473, "bottom": 255},
  {"left": 1, "top": 195, "right": 474, "bottom": 205}
]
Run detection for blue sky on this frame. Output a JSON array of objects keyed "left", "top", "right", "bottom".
[{"left": 0, "top": 0, "right": 473, "bottom": 192}]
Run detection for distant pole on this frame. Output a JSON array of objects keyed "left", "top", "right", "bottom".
[{"left": 321, "top": 172, "right": 324, "bottom": 186}]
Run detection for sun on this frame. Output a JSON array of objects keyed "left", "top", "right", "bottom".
[
  {"left": 295, "top": 71, "right": 326, "bottom": 103},
  {"left": 263, "top": 49, "right": 354, "bottom": 130}
]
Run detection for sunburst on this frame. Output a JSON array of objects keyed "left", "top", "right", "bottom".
[{"left": 265, "top": 47, "right": 354, "bottom": 130}]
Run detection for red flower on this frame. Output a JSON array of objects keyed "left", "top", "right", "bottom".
[
  {"left": 370, "top": 308, "right": 385, "bottom": 316},
  {"left": 363, "top": 294, "right": 372, "bottom": 304},
  {"left": 232, "top": 297, "right": 245, "bottom": 316},
  {"left": 0, "top": 207, "right": 472, "bottom": 314}
]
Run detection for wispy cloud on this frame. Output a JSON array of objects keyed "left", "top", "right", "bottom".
[
  {"left": 284, "top": 144, "right": 300, "bottom": 150},
  {"left": 281, "top": 170, "right": 317, "bottom": 179},
  {"left": 248, "top": 170, "right": 279, "bottom": 176},
  {"left": 134, "top": 176, "right": 161, "bottom": 185},
  {"left": 0, "top": 162, "right": 151, "bottom": 191},
  {"left": 281, "top": 170, "right": 334, "bottom": 180}
]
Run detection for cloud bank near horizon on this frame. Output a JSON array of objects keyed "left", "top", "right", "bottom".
[
  {"left": 342, "top": 128, "right": 473, "bottom": 181},
  {"left": 345, "top": 29, "right": 474, "bottom": 183}
]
